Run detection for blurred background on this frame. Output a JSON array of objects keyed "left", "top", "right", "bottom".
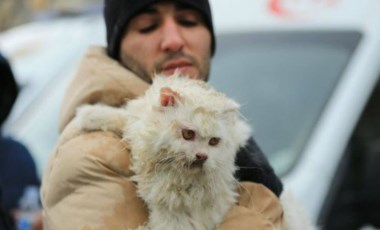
[
  {"left": 0, "top": 0, "right": 102, "bottom": 31},
  {"left": 1, "top": 0, "right": 380, "bottom": 229}
]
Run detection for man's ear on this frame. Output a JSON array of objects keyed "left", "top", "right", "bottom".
[{"left": 160, "top": 87, "right": 180, "bottom": 107}]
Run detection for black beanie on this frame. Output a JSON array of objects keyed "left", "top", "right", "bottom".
[{"left": 104, "top": 0, "right": 216, "bottom": 60}]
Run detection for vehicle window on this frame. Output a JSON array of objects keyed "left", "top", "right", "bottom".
[{"left": 209, "top": 31, "right": 361, "bottom": 175}]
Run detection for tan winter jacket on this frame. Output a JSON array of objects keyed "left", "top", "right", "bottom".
[{"left": 41, "top": 46, "right": 284, "bottom": 230}]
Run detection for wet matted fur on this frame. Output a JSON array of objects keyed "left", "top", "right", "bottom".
[{"left": 76, "top": 75, "right": 251, "bottom": 230}]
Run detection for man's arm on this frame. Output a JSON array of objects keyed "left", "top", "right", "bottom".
[
  {"left": 234, "top": 137, "right": 283, "bottom": 197},
  {"left": 41, "top": 130, "right": 149, "bottom": 230}
]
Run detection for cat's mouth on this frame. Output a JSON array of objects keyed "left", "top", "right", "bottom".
[
  {"left": 185, "top": 153, "right": 208, "bottom": 169},
  {"left": 156, "top": 153, "right": 207, "bottom": 170},
  {"left": 189, "top": 159, "right": 205, "bottom": 169}
]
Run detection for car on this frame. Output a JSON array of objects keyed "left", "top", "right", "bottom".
[{"left": 1, "top": 0, "right": 380, "bottom": 228}]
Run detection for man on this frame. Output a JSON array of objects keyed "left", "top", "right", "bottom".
[{"left": 41, "top": 0, "right": 284, "bottom": 229}]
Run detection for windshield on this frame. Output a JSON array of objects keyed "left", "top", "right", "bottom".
[{"left": 209, "top": 31, "right": 361, "bottom": 175}]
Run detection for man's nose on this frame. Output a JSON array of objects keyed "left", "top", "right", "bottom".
[{"left": 160, "top": 19, "right": 185, "bottom": 53}]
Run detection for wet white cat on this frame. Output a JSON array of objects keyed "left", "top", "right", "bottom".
[{"left": 76, "top": 75, "right": 251, "bottom": 230}]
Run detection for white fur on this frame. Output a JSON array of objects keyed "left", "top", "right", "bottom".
[
  {"left": 75, "top": 104, "right": 126, "bottom": 136},
  {"left": 76, "top": 75, "right": 251, "bottom": 230},
  {"left": 280, "top": 190, "right": 317, "bottom": 230}
]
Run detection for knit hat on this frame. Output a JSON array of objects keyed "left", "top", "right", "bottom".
[{"left": 104, "top": 0, "right": 216, "bottom": 60}]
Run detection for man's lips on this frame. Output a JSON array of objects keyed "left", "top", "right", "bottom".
[{"left": 161, "top": 59, "right": 192, "bottom": 72}]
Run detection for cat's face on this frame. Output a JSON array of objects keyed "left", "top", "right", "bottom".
[
  {"left": 153, "top": 111, "right": 236, "bottom": 174},
  {"left": 143, "top": 86, "right": 241, "bottom": 175}
]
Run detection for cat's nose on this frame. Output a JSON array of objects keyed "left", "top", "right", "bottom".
[{"left": 196, "top": 152, "right": 208, "bottom": 162}]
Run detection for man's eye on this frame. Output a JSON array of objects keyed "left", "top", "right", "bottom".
[
  {"left": 139, "top": 24, "right": 158, "bottom": 33},
  {"left": 178, "top": 19, "right": 198, "bottom": 27}
]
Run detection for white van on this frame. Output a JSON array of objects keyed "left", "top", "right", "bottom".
[{"left": 1, "top": 0, "right": 380, "bottom": 228}]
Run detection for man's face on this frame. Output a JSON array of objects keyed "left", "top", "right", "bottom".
[{"left": 120, "top": 1, "right": 212, "bottom": 82}]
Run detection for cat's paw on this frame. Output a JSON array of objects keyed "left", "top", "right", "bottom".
[{"left": 75, "top": 104, "right": 126, "bottom": 136}]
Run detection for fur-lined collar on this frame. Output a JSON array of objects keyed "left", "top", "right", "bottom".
[{"left": 59, "top": 46, "right": 149, "bottom": 132}]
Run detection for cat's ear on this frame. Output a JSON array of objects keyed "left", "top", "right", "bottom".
[{"left": 160, "top": 87, "right": 180, "bottom": 107}]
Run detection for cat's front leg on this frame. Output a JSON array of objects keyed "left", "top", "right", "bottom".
[
  {"left": 75, "top": 104, "right": 127, "bottom": 136},
  {"left": 148, "top": 207, "right": 204, "bottom": 230}
]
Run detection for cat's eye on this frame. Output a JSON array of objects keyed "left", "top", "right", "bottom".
[
  {"left": 182, "top": 129, "right": 195, "bottom": 141},
  {"left": 209, "top": 137, "right": 220, "bottom": 146}
]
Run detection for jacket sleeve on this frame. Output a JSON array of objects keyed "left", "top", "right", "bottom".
[
  {"left": 234, "top": 137, "right": 283, "bottom": 197},
  {"left": 218, "top": 182, "right": 284, "bottom": 230},
  {"left": 41, "top": 131, "right": 148, "bottom": 230}
]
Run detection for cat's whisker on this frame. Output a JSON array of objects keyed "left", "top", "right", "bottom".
[
  {"left": 153, "top": 160, "right": 163, "bottom": 176},
  {"left": 152, "top": 152, "right": 190, "bottom": 175},
  {"left": 158, "top": 152, "right": 181, "bottom": 163},
  {"left": 157, "top": 157, "right": 175, "bottom": 165},
  {"left": 237, "top": 145, "right": 271, "bottom": 167},
  {"left": 184, "top": 161, "right": 191, "bottom": 170},
  {"left": 239, "top": 145, "right": 250, "bottom": 154},
  {"left": 236, "top": 166, "right": 263, "bottom": 170}
]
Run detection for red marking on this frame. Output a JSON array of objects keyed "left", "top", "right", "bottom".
[
  {"left": 268, "top": 0, "right": 341, "bottom": 19},
  {"left": 269, "top": 0, "right": 294, "bottom": 18}
]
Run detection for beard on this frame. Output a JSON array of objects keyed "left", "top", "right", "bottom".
[
  {"left": 120, "top": 52, "right": 153, "bottom": 83},
  {"left": 120, "top": 51, "right": 210, "bottom": 83}
]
